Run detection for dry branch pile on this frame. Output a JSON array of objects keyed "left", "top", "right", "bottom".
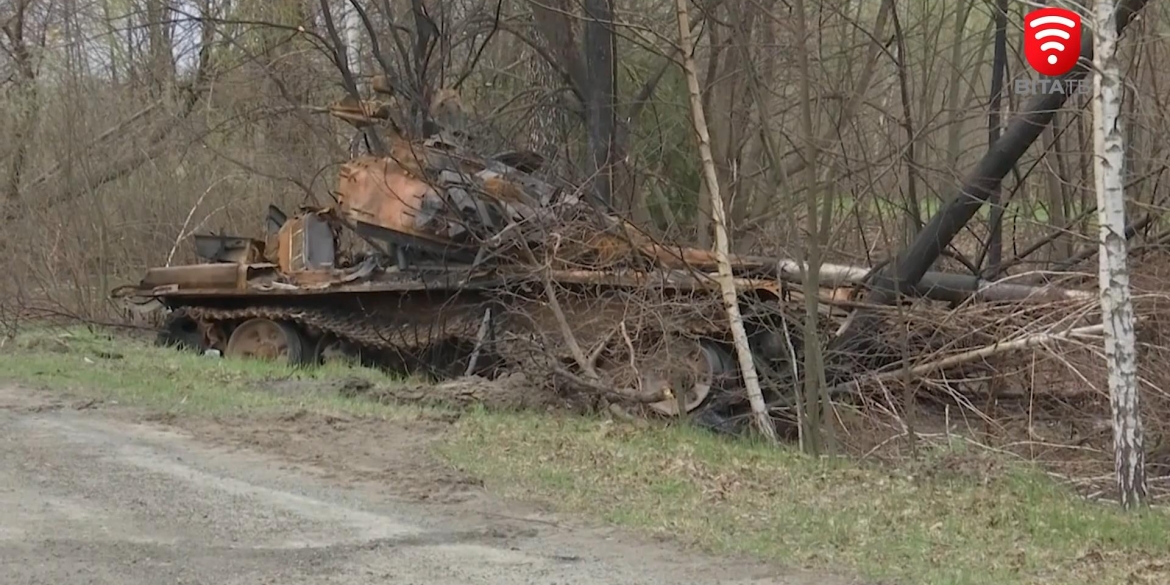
[
  {"left": 813, "top": 252, "right": 1170, "bottom": 502},
  {"left": 294, "top": 102, "right": 1125, "bottom": 436}
]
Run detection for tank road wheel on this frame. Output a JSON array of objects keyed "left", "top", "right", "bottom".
[
  {"left": 644, "top": 339, "right": 733, "bottom": 416},
  {"left": 225, "top": 318, "right": 307, "bottom": 365},
  {"left": 599, "top": 337, "right": 734, "bottom": 417},
  {"left": 313, "top": 332, "right": 362, "bottom": 366}
]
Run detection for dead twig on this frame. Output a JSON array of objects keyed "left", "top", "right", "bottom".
[
  {"left": 552, "top": 365, "right": 666, "bottom": 404},
  {"left": 167, "top": 174, "right": 241, "bottom": 267},
  {"left": 834, "top": 323, "right": 1106, "bottom": 396}
]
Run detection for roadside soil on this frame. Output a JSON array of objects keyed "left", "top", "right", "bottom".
[{"left": 0, "top": 384, "right": 865, "bottom": 585}]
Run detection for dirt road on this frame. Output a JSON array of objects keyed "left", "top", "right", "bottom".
[{"left": 0, "top": 386, "right": 859, "bottom": 585}]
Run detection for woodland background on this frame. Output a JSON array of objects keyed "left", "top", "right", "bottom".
[{"left": 4, "top": 0, "right": 1164, "bottom": 319}]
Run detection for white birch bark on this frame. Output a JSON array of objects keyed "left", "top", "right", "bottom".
[
  {"left": 1092, "top": 0, "right": 1147, "bottom": 509},
  {"left": 675, "top": 0, "right": 776, "bottom": 442},
  {"left": 344, "top": 2, "right": 364, "bottom": 93}
]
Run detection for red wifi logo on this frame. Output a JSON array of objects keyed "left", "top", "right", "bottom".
[{"left": 1024, "top": 7, "right": 1082, "bottom": 76}]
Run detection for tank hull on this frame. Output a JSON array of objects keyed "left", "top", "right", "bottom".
[{"left": 122, "top": 259, "right": 799, "bottom": 417}]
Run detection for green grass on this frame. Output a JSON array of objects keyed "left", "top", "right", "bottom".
[
  {"left": 3, "top": 326, "right": 1169, "bottom": 585},
  {"left": 0, "top": 325, "right": 421, "bottom": 418},
  {"left": 442, "top": 411, "right": 1170, "bottom": 585},
  {"left": 442, "top": 413, "right": 1170, "bottom": 585}
]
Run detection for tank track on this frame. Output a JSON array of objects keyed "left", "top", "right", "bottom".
[
  {"left": 178, "top": 295, "right": 743, "bottom": 369},
  {"left": 171, "top": 287, "right": 789, "bottom": 401},
  {"left": 182, "top": 304, "right": 487, "bottom": 354},
  {"left": 165, "top": 291, "right": 801, "bottom": 424}
]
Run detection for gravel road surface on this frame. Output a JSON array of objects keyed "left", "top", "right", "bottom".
[{"left": 0, "top": 386, "right": 859, "bottom": 585}]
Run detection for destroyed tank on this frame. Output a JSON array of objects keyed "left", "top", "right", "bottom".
[{"left": 112, "top": 105, "right": 802, "bottom": 418}]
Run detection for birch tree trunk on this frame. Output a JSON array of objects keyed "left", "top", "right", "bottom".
[
  {"left": 1092, "top": 0, "right": 1147, "bottom": 510},
  {"left": 344, "top": 2, "right": 363, "bottom": 94},
  {"left": 675, "top": 0, "right": 776, "bottom": 443}
]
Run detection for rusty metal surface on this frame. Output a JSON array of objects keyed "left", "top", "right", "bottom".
[
  {"left": 126, "top": 270, "right": 499, "bottom": 298},
  {"left": 277, "top": 220, "right": 296, "bottom": 273},
  {"left": 192, "top": 235, "right": 265, "bottom": 264},
  {"left": 336, "top": 156, "right": 449, "bottom": 246},
  {"left": 277, "top": 213, "right": 336, "bottom": 273},
  {"left": 184, "top": 301, "right": 487, "bottom": 354},
  {"left": 118, "top": 111, "right": 801, "bottom": 385},
  {"left": 139, "top": 263, "right": 270, "bottom": 291},
  {"left": 178, "top": 290, "right": 749, "bottom": 373},
  {"left": 124, "top": 265, "right": 782, "bottom": 301}
]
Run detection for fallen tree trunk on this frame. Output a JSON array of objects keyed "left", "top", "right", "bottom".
[{"left": 828, "top": 0, "right": 1151, "bottom": 366}]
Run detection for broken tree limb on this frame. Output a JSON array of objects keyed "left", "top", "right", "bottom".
[
  {"left": 464, "top": 307, "right": 493, "bottom": 376},
  {"left": 1052, "top": 211, "right": 1155, "bottom": 273},
  {"left": 551, "top": 365, "right": 667, "bottom": 404},
  {"left": 20, "top": 100, "right": 162, "bottom": 193},
  {"left": 515, "top": 232, "right": 600, "bottom": 382},
  {"left": 992, "top": 165, "right": 1165, "bottom": 278},
  {"left": 11, "top": 78, "right": 209, "bottom": 222},
  {"left": 829, "top": 324, "right": 1105, "bottom": 396},
  {"left": 601, "top": 227, "right": 1093, "bottom": 304},
  {"left": 676, "top": 0, "right": 776, "bottom": 442}
]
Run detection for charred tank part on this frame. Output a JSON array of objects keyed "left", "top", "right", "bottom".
[
  {"left": 347, "top": 219, "right": 479, "bottom": 270},
  {"left": 277, "top": 212, "right": 337, "bottom": 272},
  {"left": 193, "top": 235, "right": 265, "bottom": 264},
  {"left": 314, "top": 332, "right": 364, "bottom": 366},
  {"left": 123, "top": 111, "right": 1050, "bottom": 422},
  {"left": 266, "top": 205, "right": 288, "bottom": 234},
  {"left": 156, "top": 308, "right": 206, "bottom": 352},
  {"left": 224, "top": 318, "right": 310, "bottom": 365},
  {"left": 136, "top": 257, "right": 797, "bottom": 418},
  {"left": 746, "top": 324, "right": 800, "bottom": 364},
  {"left": 587, "top": 334, "right": 729, "bottom": 416},
  {"left": 165, "top": 291, "right": 510, "bottom": 377},
  {"left": 649, "top": 338, "right": 734, "bottom": 416}
]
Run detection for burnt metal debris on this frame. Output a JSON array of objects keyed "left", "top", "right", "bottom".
[{"left": 112, "top": 98, "right": 1093, "bottom": 422}]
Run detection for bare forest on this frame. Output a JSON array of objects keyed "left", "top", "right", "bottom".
[{"left": 3, "top": 0, "right": 1170, "bottom": 506}]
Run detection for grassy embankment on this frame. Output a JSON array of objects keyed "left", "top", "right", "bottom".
[{"left": 1, "top": 326, "right": 1167, "bottom": 585}]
